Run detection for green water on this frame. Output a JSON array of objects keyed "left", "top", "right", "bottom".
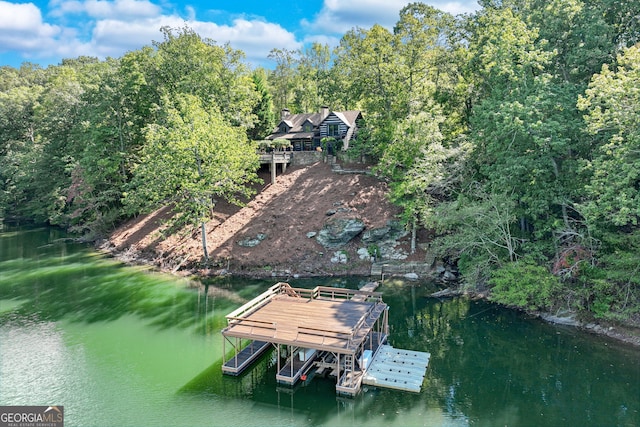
[{"left": 0, "top": 226, "right": 638, "bottom": 426}]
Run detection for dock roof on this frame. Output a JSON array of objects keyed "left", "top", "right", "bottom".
[{"left": 222, "top": 283, "right": 387, "bottom": 353}]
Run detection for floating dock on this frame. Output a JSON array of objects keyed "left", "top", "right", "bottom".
[
  {"left": 221, "top": 282, "right": 430, "bottom": 396},
  {"left": 362, "top": 345, "right": 431, "bottom": 393}
]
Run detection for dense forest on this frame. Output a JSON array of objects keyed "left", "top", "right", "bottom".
[{"left": 1, "top": 0, "right": 639, "bottom": 323}]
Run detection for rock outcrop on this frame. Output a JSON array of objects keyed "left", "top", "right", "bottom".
[{"left": 315, "top": 217, "right": 365, "bottom": 249}]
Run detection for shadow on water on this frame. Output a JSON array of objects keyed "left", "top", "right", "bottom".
[
  {"left": 181, "top": 276, "right": 639, "bottom": 427},
  {"left": 2, "top": 227, "right": 639, "bottom": 426},
  {"left": 382, "top": 282, "right": 640, "bottom": 427},
  {"left": 0, "top": 225, "right": 268, "bottom": 333},
  {"left": 178, "top": 349, "right": 432, "bottom": 427}
]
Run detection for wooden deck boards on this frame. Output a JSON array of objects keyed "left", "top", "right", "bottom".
[
  {"left": 223, "top": 293, "right": 383, "bottom": 352},
  {"left": 222, "top": 283, "right": 392, "bottom": 395}
]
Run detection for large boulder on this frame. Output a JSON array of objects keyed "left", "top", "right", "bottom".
[
  {"left": 316, "top": 217, "right": 365, "bottom": 249},
  {"left": 361, "top": 220, "right": 407, "bottom": 243}
]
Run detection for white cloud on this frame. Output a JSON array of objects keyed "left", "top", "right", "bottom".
[
  {"left": 304, "top": 0, "right": 404, "bottom": 34},
  {"left": 88, "top": 16, "right": 299, "bottom": 65},
  {"left": 2, "top": 0, "right": 480, "bottom": 67},
  {"left": 432, "top": 0, "right": 480, "bottom": 15},
  {"left": 192, "top": 19, "right": 301, "bottom": 61},
  {"left": 0, "top": 0, "right": 299, "bottom": 66},
  {"left": 51, "top": 0, "right": 161, "bottom": 19},
  {"left": 90, "top": 16, "right": 183, "bottom": 55},
  {"left": 0, "top": 1, "right": 60, "bottom": 51},
  {"left": 304, "top": 0, "right": 480, "bottom": 34}
]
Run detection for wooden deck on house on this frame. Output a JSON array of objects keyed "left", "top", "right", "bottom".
[
  {"left": 258, "top": 151, "right": 291, "bottom": 164},
  {"left": 259, "top": 152, "right": 291, "bottom": 183}
]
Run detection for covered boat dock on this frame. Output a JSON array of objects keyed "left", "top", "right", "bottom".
[{"left": 221, "top": 282, "right": 429, "bottom": 396}]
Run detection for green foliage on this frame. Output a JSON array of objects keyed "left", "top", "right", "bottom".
[
  {"left": 367, "top": 244, "right": 381, "bottom": 259},
  {"left": 256, "top": 140, "right": 272, "bottom": 152},
  {"left": 430, "top": 187, "right": 522, "bottom": 286},
  {"left": 2, "top": 3, "right": 640, "bottom": 323},
  {"left": 248, "top": 70, "right": 276, "bottom": 140},
  {"left": 578, "top": 45, "right": 640, "bottom": 228},
  {"left": 272, "top": 138, "right": 291, "bottom": 150},
  {"left": 489, "top": 260, "right": 561, "bottom": 311},
  {"left": 320, "top": 136, "right": 340, "bottom": 153},
  {"left": 573, "top": 231, "right": 640, "bottom": 321},
  {"left": 125, "top": 94, "right": 260, "bottom": 231}
]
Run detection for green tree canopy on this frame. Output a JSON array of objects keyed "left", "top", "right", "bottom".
[
  {"left": 124, "top": 94, "right": 260, "bottom": 257},
  {"left": 578, "top": 45, "right": 640, "bottom": 228}
]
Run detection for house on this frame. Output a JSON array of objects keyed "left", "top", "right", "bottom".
[{"left": 266, "top": 106, "right": 363, "bottom": 153}]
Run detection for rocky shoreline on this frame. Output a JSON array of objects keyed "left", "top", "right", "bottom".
[
  {"left": 100, "top": 162, "right": 640, "bottom": 349},
  {"left": 428, "top": 287, "right": 640, "bottom": 347},
  {"left": 98, "top": 235, "right": 640, "bottom": 349}
]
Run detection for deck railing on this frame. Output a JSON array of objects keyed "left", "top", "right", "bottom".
[
  {"left": 224, "top": 282, "right": 386, "bottom": 349},
  {"left": 258, "top": 152, "right": 291, "bottom": 163}
]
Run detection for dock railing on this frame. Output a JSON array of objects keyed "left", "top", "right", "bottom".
[
  {"left": 224, "top": 282, "right": 386, "bottom": 349},
  {"left": 225, "top": 282, "right": 284, "bottom": 322}
]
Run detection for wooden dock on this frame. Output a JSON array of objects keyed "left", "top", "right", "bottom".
[
  {"left": 276, "top": 348, "right": 317, "bottom": 384},
  {"left": 221, "top": 282, "right": 429, "bottom": 396}
]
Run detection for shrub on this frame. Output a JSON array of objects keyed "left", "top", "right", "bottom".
[
  {"left": 272, "top": 138, "right": 291, "bottom": 150},
  {"left": 489, "top": 260, "right": 561, "bottom": 311},
  {"left": 367, "top": 244, "right": 381, "bottom": 259}
]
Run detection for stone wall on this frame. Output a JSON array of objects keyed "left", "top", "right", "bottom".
[{"left": 290, "top": 151, "right": 322, "bottom": 166}]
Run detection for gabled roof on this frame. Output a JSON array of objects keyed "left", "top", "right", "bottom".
[
  {"left": 336, "top": 111, "right": 362, "bottom": 127},
  {"left": 276, "top": 113, "right": 323, "bottom": 132},
  {"left": 268, "top": 109, "right": 362, "bottom": 141},
  {"left": 320, "top": 110, "right": 362, "bottom": 128}
]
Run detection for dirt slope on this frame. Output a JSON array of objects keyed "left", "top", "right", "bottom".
[{"left": 105, "top": 161, "right": 426, "bottom": 277}]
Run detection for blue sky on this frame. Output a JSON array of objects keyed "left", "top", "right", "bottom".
[{"left": 0, "top": 0, "right": 481, "bottom": 69}]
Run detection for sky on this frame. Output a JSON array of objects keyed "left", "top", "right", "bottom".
[{"left": 0, "top": 0, "right": 481, "bottom": 69}]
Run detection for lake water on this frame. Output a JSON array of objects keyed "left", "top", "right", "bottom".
[{"left": 1, "top": 226, "right": 638, "bottom": 426}]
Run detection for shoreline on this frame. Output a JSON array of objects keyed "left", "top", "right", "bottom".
[
  {"left": 428, "top": 287, "right": 640, "bottom": 348},
  {"left": 99, "top": 241, "right": 640, "bottom": 348}
]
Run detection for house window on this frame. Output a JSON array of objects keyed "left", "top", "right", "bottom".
[
  {"left": 328, "top": 124, "right": 339, "bottom": 137},
  {"left": 304, "top": 124, "right": 312, "bottom": 132},
  {"left": 279, "top": 124, "right": 288, "bottom": 133}
]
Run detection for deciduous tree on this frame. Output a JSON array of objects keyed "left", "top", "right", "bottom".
[{"left": 125, "top": 94, "right": 260, "bottom": 259}]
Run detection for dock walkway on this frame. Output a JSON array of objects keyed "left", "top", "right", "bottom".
[{"left": 222, "top": 340, "right": 271, "bottom": 375}]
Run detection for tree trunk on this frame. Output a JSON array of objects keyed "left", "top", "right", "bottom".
[
  {"left": 411, "top": 217, "right": 417, "bottom": 254},
  {"left": 201, "top": 222, "right": 209, "bottom": 260}
]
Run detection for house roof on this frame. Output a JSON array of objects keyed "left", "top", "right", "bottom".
[
  {"left": 337, "top": 111, "right": 362, "bottom": 127},
  {"left": 266, "top": 109, "right": 362, "bottom": 144},
  {"left": 272, "top": 110, "right": 360, "bottom": 133}
]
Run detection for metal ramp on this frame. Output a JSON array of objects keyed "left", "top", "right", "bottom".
[{"left": 362, "top": 345, "right": 430, "bottom": 393}]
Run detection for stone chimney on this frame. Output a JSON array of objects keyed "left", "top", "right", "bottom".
[
  {"left": 281, "top": 108, "right": 290, "bottom": 120},
  {"left": 320, "top": 106, "right": 329, "bottom": 119}
]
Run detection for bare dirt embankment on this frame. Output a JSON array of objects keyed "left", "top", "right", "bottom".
[
  {"left": 100, "top": 160, "right": 640, "bottom": 347},
  {"left": 103, "top": 161, "right": 427, "bottom": 278}
]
